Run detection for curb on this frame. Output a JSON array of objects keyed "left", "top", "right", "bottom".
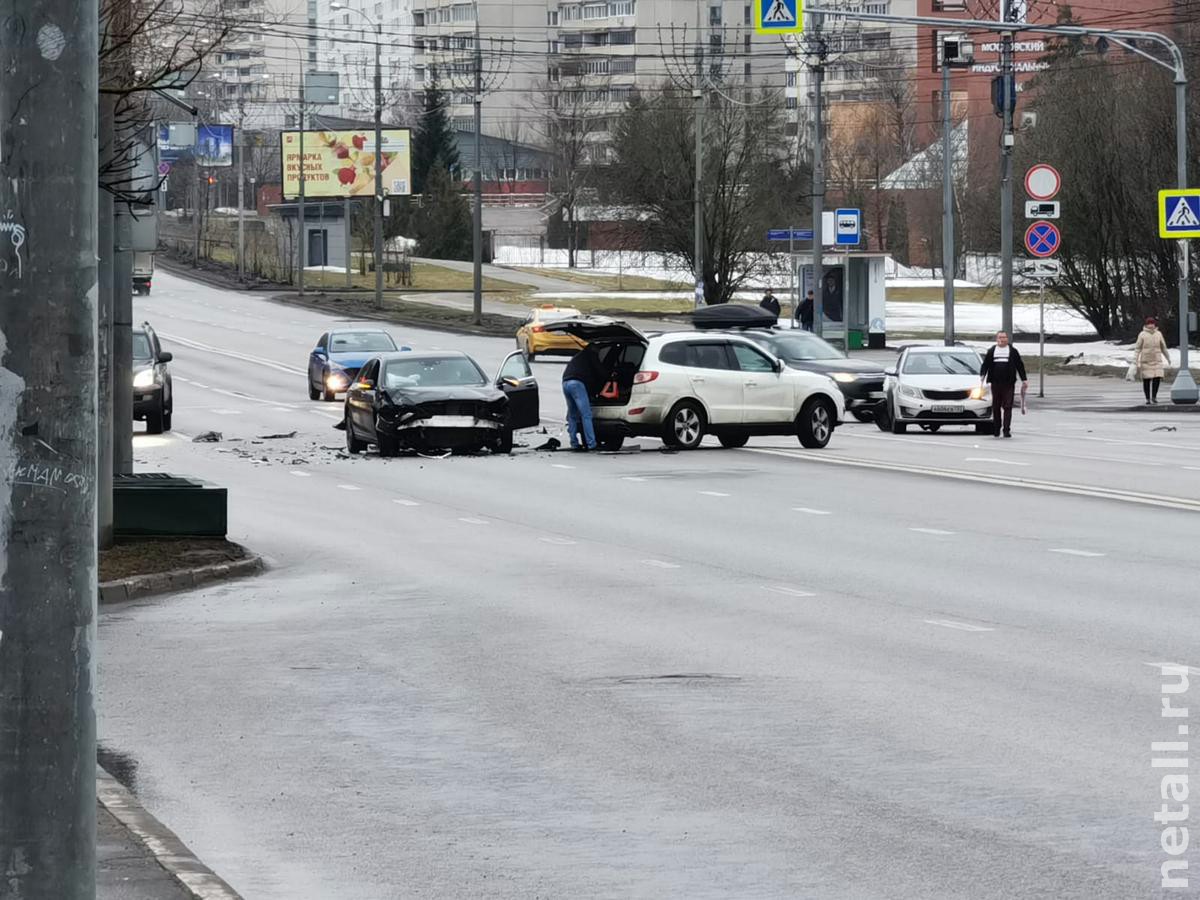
[
  {"left": 99, "top": 555, "right": 264, "bottom": 605},
  {"left": 97, "top": 767, "right": 243, "bottom": 900}
]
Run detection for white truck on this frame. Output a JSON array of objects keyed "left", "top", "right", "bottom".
[{"left": 133, "top": 251, "right": 154, "bottom": 295}]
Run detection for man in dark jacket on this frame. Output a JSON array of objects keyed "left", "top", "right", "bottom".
[
  {"left": 562, "top": 343, "right": 607, "bottom": 450},
  {"left": 797, "top": 290, "right": 815, "bottom": 331},
  {"left": 979, "top": 331, "right": 1028, "bottom": 438},
  {"left": 759, "top": 289, "right": 781, "bottom": 318}
]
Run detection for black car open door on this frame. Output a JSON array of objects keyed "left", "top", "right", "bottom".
[{"left": 495, "top": 351, "right": 539, "bottom": 430}]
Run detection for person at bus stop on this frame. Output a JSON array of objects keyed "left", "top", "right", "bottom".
[
  {"left": 797, "top": 290, "right": 815, "bottom": 331},
  {"left": 1134, "top": 316, "right": 1172, "bottom": 404},
  {"left": 759, "top": 289, "right": 781, "bottom": 318},
  {"left": 562, "top": 343, "right": 607, "bottom": 451},
  {"left": 979, "top": 331, "right": 1028, "bottom": 438}
]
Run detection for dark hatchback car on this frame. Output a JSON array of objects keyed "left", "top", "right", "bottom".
[
  {"left": 132, "top": 323, "right": 173, "bottom": 433},
  {"left": 731, "top": 329, "right": 886, "bottom": 421},
  {"left": 342, "top": 350, "right": 539, "bottom": 456}
]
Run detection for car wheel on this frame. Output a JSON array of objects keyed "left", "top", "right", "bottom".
[
  {"left": 162, "top": 407, "right": 172, "bottom": 432},
  {"left": 145, "top": 401, "right": 164, "bottom": 435},
  {"left": 526, "top": 343, "right": 536, "bottom": 362},
  {"left": 796, "top": 397, "right": 835, "bottom": 449},
  {"left": 494, "top": 427, "right": 514, "bottom": 455},
  {"left": 891, "top": 415, "right": 908, "bottom": 434},
  {"left": 309, "top": 381, "right": 321, "bottom": 401},
  {"left": 345, "top": 413, "right": 367, "bottom": 454},
  {"left": 851, "top": 409, "right": 875, "bottom": 423},
  {"left": 718, "top": 432, "right": 749, "bottom": 448},
  {"left": 598, "top": 435, "right": 625, "bottom": 452},
  {"left": 662, "top": 400, "right": 706, "bottom": 450},
  {"left": 874, "top": 400, "right": 892, "bottom": 432},
  {"left": 376, "top": 420, "right": 399, "bottom": 457}
]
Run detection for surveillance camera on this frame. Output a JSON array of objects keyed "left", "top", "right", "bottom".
[{"left": 1020, "top": 111, "right": 1038, "bottom": 129}]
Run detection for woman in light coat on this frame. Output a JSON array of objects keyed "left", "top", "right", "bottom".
[{"left": 1134, "top": 316, "right": 1172, "bottom": 404}]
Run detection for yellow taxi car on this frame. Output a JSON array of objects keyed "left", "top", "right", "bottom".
[{"left": 516, "top": 305, "right": 586, "bottom": 361}]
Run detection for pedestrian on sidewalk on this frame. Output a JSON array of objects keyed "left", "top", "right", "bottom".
[
  {"left": 797, "top": 290, "right": 815, "bottom": 331},
  {"left": 979, "top": 331, "right": 1028, "bottom": 438},
  {"left": 1134, "top": 316, "right": 1172, "bottom": 405},
  {"left": 759, "top": 288, "right": 781, "bottom": 319},
  {"left": 562, "top": 342, "right": 606, "bottom": 451}
]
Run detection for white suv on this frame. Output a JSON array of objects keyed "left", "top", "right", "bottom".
[{"left": 544, "top": 318, "right": 845, "bottom": 450}]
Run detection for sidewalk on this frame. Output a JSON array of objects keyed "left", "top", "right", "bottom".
[{"left": 98, "top": 768, "right": 242, "bottom": 900}]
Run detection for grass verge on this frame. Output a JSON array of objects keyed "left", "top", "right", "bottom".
[
  {"left": 511, "top": 266, "right": 688, "bottom": 292},
  {"left": 100, "top": 538, "right": 248, "bottom": 582}
]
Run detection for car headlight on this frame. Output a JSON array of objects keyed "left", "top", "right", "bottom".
[
  {"left": 898, "top": 384, "right": 920, "bottom": 399},
  {"left": 969, "top": 385, "right": 989, "bottom": 400},
  {"left": 133, "top": 369, "right": 156, "bottom": 388},
  {"left": 831, "top": 372, "right": 859, "bottom": 383},
  {"left": 325, "top": 370, "right": 349, "bottom": 389}
]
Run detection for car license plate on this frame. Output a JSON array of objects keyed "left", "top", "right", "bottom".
[{"left": 931, "top": 404, "right": 964, "bottom": 414}]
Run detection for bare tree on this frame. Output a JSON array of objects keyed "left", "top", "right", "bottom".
[{"left": 537, "top": 77, "right": 606, "bottom": 268}]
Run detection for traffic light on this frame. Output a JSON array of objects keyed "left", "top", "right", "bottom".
[{"left": 207, "top": 175, "right": 217, "bottom": 186}]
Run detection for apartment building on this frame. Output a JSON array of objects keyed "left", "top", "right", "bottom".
[
  {"left": 412, "top": 0, "right": 790, "bottom": 147},
  {"left": 315, "top": 0, "right": 416, "bottom": 121}
]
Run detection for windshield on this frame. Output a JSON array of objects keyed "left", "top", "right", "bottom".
[
  {"left": 384, "top": 356, "right": 487, "bottom": 389},
  {"left": 329, "top": 331, "right": 397, "bottom": 353},
  {"left": 535, "top": 310, "right": 581, "bottom": 324},
  {"left": 757, "top": 333, "right": 844, "bottom": 361},
  {"left": 133, "top": 333, "right": 153, "bottom": 361},
  {"left": 902, "top": 351, "right": 981, "bottom": 375}
]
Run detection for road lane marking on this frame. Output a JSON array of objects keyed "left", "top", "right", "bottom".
[
  {"left": 1144, "top": 662, "right": 1200, "bottom": 677},
  {"left": 744, "top": 447, "right": 1200, "bottom": 513},
  {"left": 925, "top": 619, "right": 995, "bottom": 632},
  {"left": 393, "top": 499, "right": 420, "bottom": 506},
  {"left": 910, "top": 527, "right": 955, "bottom": 535},
  {"left": 156, "top": 332, "right": 308, "bottom": 376},
  {"left": 459, "top": 517, "right": 488, "bottom": 525},
  {"left": 539, "top": 536, "right": 577, "bottom": 546},
  {"left": 622, "top": 476, "right": 648, "bottom": 482},
  {"left": 172, "top": 431, "right": 193, "bottom": 441},
  {"left": 764, "top": 585, "right": 815, "bottom": 598},
  {"left": 792, "top": 507, "right": 831, "bottom": 515},
  {"left": 642, "top": 559, "right": 680, "bottom": 569},
  {"left": 1048, "top": 548, "right": 1105, "bottom": 558},
  {"left": 272, "top": 407, "right": 293, "bottom": 413},
  {"left": 289, "top": 471, "right": 312, "bottom": 478},
  {"left": 699, "top": 490, "right": 730, "bottom": 497},
  {"left": 211, "top": 387, "right": 298, "bottom": 410},
  {"left": 965, "top": 457, "right": 1031, "bottom": 467},
  {"left": 1185, "top": 466, "right": 1200, "bottom": 471},
  {"left": 551, "top": 464, "right": 575, "bottom": 469},
  {"left": 192, "top": 382, "right": 209, "bottom": 389},
  {"left": 337, "top": 484, "right": 361, "bottom": 492},
  {"left": 211, "top": 409, "right": 242, "bottom": 416}
]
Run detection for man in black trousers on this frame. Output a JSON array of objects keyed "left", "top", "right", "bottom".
[{"left": 979, "top": 331, "right": 1028, "bottom": 438}]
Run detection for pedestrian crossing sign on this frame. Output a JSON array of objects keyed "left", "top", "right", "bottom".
[
  {"left": 755, "top": 0, "right": 803, "bottom": 34},
  {"left": 1158, "top": 189, "right": 1200, "bottom": 238}
]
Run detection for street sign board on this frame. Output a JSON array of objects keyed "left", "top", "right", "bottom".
[
  {"left": 1025, "top": 200, "right": 1059, "bottom": 219},
  {"left": 834, "top": 208, "right": 861, "bottom": 246},
  {"left": 1024, "top": 164, "right": 1061, "bottom": 200},
  {"left": 1158, "top": 189, "right": 1200, "bottom": 239},
  {"left": 157, "top": 161, "right": 171, "bottom": 176},
  {"left": 1021, "top": 258, "right": 1061, "bottom": 278},
  {"left": 1024, "top": 220, "right": 1061, "bottom": 258},
  {"left": 767, "top": 229, "right": 814, "bottom": 242},
  {"left": 754, "top": 0, "right": 803, "bottom": 35}
]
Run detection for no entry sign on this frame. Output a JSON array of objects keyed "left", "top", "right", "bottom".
[{"left": 1024, "top": 164, "right": 1061, "bottom": 201}]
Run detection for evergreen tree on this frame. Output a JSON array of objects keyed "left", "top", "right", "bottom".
[
  {"left": 413, "top": 164, "right": 472, "bottom": 260},
  {"left": 411, "top": 75, "right": 460, "bottom": 195}
]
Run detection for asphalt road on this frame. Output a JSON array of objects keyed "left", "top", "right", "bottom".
[{"left": 98, "top": 270, "right": 1200, "bottom": 899}]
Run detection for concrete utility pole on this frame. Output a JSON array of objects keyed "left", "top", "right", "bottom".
[
  {"left": 0, "top": 0, "right": 100, "bottom": 896},
  {"left": 298, "top": 69, "right": 308, "bottom": 297},
  {"left": 998, "top": 0, "right": 1016, "bottom": 335},
  {"left": 373, "top": 19, "right": 384, "bottom": 309},
  {"left": 941, "top": 46, "right": 954, "bottom": 345},
  {"left": 810, "top": 14, "right": 826, "bottom": 337},
  {"left": 98, "top": 93, "right": 116, "bottom": 550},
  {"left": 693, "top": 1, "right": 705, "bottom": 307},
  {"left": 472, "top": 9, "right": 484, "bottom": 325},
  {"left": 237, "top": 99, "right": 245, "bottom": 280}
]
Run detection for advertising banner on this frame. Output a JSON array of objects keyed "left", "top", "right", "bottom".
[
  {"left": 158, "top": 124, "right": 233, "bottom": 167},
  {"left": 280, "top": 129, "right": 412, "bottom": 199}
]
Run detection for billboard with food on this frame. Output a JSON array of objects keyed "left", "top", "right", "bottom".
[{"left": 280, "top": 129, "right": 412, "bottom": 199}]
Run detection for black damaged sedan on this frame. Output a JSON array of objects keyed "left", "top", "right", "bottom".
[{"left": 342, "top": 350, "right": 539, "bottom": 456}]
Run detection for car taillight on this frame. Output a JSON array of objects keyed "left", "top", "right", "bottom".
[
  {"left": 531, "top": 325, "right": 546, "bottom": 333},
  {"left": 632, "top": 371, "right": 658, "bottom": 384},
  {"left": 628, "top": 407, "right": 646, "bottom": 415}
]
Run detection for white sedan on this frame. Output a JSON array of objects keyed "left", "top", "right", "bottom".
[{"left": 877, "top": 345, "right": 993, "bottom": 434}]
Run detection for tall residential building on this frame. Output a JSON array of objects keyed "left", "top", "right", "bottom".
[
  {"left": 184, "top": 0, "right": 316, "bottom": 130},
  {"left": 412, "top": 0, "right": 790, "bottom": 148},
  {"left": 316, "top": 0, "right": 416, "bottom": 122}
]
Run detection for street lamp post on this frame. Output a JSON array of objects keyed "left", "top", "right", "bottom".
[
  {"left": 940, "top": 34, "right": 973, "bottom": 346},
  {"left": 333, "top": 3, "right": 385, "bottom": 309}
]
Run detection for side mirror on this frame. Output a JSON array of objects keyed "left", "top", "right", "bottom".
[
  {"left": 500, "top": 376, "right": 522, "bottom": 388},
  {"left": 313, "top": 347, "right": 326, "bottom": 357},
  {"left": 773, "top": 358, "right": 783, "bottom": 373},
  {"left": 354, "top": 380, "right": 374, "bottom": 391},
  {"left": 157, "top": 351, "right": 173, "bottom": 363},
  {"left": 884, "top": 366, "right": 897, "bottom": 377}
]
